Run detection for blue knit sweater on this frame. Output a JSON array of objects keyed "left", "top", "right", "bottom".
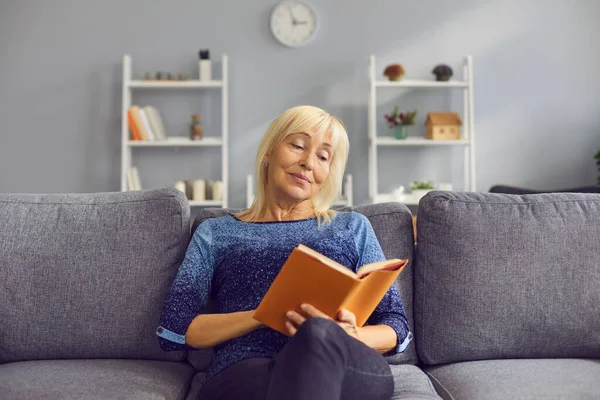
[{"left": 156, "top": 211, "right": 411, "bottom": 381}]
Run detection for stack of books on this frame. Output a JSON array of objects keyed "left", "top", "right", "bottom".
[{"left": 127, "top": 105, "right": 167, "bottom": 141}]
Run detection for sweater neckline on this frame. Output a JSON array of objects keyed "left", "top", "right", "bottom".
[{"left": 227, "top": 213, "right": 317, "bottom": 225}]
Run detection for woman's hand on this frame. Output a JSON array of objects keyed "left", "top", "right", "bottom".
[{"left": 285, "top": 303, "right": 361, "bottom": 341}]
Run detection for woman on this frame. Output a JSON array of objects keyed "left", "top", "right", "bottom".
[{"left": 156, "top": 105, "right": 412, "bottom": 400}]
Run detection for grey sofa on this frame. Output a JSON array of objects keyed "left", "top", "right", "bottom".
[{"left": 1, "top": 188, "right": 598, "bottom": 399}]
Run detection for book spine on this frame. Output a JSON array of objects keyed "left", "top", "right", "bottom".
[
  {"left": 127, "top": 109, "right": 141, "bottom": 141},
  {"left": 139, "top": 109, "right": 155, "bottom": 140}
]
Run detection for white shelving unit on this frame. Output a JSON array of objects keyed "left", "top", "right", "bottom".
[
  {"left": 120, "top": 54, "right": 229, "bottom": 208},
  {"left": 368, "top": 55, "right": 476, "bottom": 206},
  {"left": 245, "top": 174, "right": 353, "bottom": 209}
]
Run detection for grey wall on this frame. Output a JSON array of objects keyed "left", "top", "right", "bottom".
[{"left": 1, "top": 0, "right": 599, "bottom": 208}]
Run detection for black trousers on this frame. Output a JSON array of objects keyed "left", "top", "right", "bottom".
[{"left": 198, "top": 318, "right": 394, "bottom": 400}]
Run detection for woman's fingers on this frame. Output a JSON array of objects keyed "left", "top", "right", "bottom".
[
  {"left": 285, "top": 304, "right": 332, "bottom": 336},
  {"left": 300, "top": 303, "right": 331, "bottom": 319},
  {"left": 285, "top": 320, "right": 298, "bottom": 336},
  {"left": 337, "top": 308, "right": 357, "bottom": 325},
  {"left": 286, "top": 310, "right": 306, "bottom": 326}
]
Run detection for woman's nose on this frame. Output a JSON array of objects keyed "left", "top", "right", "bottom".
[{"left": 300, "top": 154, "right": 314, "bottom": 170}]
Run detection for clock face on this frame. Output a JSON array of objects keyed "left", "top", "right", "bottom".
[{"left": 270, "top": 1, "right": 318, "bottom": 47}]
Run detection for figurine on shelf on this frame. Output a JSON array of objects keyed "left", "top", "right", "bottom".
[
  {"left": 432, "top": 64, "right": 453, "bottom": 81},
  {"left": 190, "top": 114, "right": 203, "bottom": 140}
]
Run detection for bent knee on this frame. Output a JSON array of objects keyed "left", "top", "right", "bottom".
[{"left": 295, "top": 318, "right": 343, "bottom": 345}]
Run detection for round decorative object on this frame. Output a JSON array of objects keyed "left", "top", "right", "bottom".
[
  {"left": 383, "top": 64, "right": 405, "bottom": 81},
  {"left": 432, "top": 64, "right": 453, "bottom": 81},
  {"left": 270, "top": 1, "right": 319, "bottom": 48}
]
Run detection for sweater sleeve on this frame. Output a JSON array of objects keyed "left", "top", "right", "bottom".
[
  {"left": 352, "top": 212, "right": 412, "bottom": 355},
  {"left": 156, "top": 221, "right": 214, "bottom": 351}
]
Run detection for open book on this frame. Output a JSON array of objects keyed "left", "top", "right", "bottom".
[{"left": 253, "top": 244, "right": 408, "bottom": 336}]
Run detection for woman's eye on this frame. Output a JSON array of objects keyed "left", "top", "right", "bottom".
[
  {"left": 292, "top": 144, "right": 304, "bottom": 150},
  {"left": 319, "top": 154, "right": 329, "bottom": 162}
]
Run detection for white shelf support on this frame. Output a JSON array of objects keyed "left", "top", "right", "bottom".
[
  {"left": 222, "top": 55, "right": 229, "bottom": 208},
  {"left": 368, "top": 55, "right": 378, "bottom": 201},
  {"left": 121, "top": 55, "right": 132, "bottom": 192},
  {"left": 246, "top": 174, "right": 254, "bottom": 209},
  {"left": 467, "top": 55, "right": 476, "bottom": 192},
  {"left": 343, "top": 174, "right": 353, "bottom": 207},
  {"left": 463, "top": 58, "right": 470, "bottom": 192}
]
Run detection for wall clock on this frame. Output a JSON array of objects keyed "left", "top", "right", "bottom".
[{"left": 270, "top": 1, "right": 319, "bottom": 48}]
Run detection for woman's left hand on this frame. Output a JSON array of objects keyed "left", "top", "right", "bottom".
[{"left": 285, "top": 303, "right": 361, "bottom": 341}]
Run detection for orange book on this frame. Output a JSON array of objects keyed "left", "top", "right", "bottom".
[
  {"left": 253, "top": 244, "right": 408, "bottom": 336},
  {"left": 129, "top": 106, "right": 150, "bottom": 140},
  {"left": 127, "top": 109, "right": 141, "bottom": 140}
]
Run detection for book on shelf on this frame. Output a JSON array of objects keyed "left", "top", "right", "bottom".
[
  {"left": 127, "top": 105, "right": 167, "bottom": 141},
  {"left": 253, "top": 244, "right": 408, "bottom": 336},
  {"left": 144, "top": 106, "right": 167, "bottom": 140},
  {"left": 127, "top": 167, "right": 142, "bottom": 190}
]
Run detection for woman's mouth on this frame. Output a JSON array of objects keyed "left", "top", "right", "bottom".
[{"left": 290, "top": 173, "right": 309, "bottom": 184}]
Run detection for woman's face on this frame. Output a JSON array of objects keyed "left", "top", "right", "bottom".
[{"left": 265, "top": 130, "right": 333, "bottom": 203}]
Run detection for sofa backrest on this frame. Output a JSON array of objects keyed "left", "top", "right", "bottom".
[
  {"left": 414, "top": 191, "right": 600, "bottom": 365},
  {"left": 0, "top": 188, "right": 190, "bottom": 363},
  {"left": 187, "top": 203, "right": 418, "bottom": 371}
]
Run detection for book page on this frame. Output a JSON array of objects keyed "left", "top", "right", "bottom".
[
  {"left": 297, "top": 244, "right": 357, "bottom": 279},
  {"left": 341, "top": 266, "right": 404, "bottom": 326},
  {"left": 356, "top": 259, "right": 407, "bottom": 279}
]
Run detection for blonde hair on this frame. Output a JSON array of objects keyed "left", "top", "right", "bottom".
[{"left": 236, "top": 105, "right": 350, "bottom": 224}]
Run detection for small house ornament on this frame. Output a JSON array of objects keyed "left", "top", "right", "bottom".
[{"left": 425, "top": 112, "right": 462, "bottom": 140}]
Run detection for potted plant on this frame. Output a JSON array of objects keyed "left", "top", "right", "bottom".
[
  {"left": 410, "top": 180, "right": 435, "bottom": 201},
  {"left": 384, "top": 106, "right": 417, "bottom": 139}
]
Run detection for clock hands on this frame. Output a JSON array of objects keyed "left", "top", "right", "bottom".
[
  {"left": 288, "top": 5, "right": 298, "bottom": 25},
  {"left": 288, "top": 5, "right": 308, "bottom": 26}
]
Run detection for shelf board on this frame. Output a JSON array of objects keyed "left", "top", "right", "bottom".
[
  {"left": 375, "top": 137, "right": 471, "bottom": 146},
  {"left": 373, "top": 193, "right": 422, "bottom": 206},
  {"left": 189, "top": 200, "right": 223, "bottom": 207},
  {"left": 127, "top": 80, "right": 223, "bottom": 89},
  {"left": 374, "top": 80, "right": 468, "bottom": 88},
  {"left": 128, "top": 137, "right": 222, "bottom": 147},
  {"left": 332, "top": 200, "right": 351, "bottom": 207}
]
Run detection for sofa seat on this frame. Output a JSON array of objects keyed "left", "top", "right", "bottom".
[
  {"left": 425, "top": 359, "right": 600, "bottom": 400},
  {"left": 390, "top": 365, "right": 441, "bottom": 399},
  {"left": 183, "top": 364, "right": 441, "bottom": 400},
  {"left": 0, "top": 359, "right": 195, "bottom": 400}
]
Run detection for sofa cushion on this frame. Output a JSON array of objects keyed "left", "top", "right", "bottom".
[
  {"left": 184, "top": 365, "right": 440, "bottom": 400},
  {"left": 190, "top": 202, "right": 417, "bottom": 367},
  {"left": 0, "top": 359, "right": 195, "bottom": 400},
  {"left": 424, "top": 359, "right": 600, "bottom": 400},
  {"left": 414, "top": 191, "right": 600, "bottom": 365},
  {"left": 389, "top": 364, "right": 441, "bottom": 399},
  {"left": 0, "top": 188, "right": 190, "bottom": 363}
]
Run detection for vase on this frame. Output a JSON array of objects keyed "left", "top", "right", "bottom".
[
  {"left": 394, "top": 125, "right": 408, "bottom": 140},
  {"left": 412, "top": 189, "right": 433, "bottom": 202}
]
